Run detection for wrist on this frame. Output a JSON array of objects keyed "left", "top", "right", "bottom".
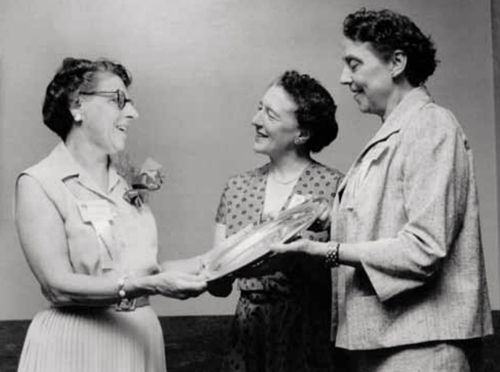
[
  {"left": 305, "top": 240, "right": 328, "bottom": 257},
  {"left": 115, "top": 276, "right": 133, "bottom": 310},
  {"left": 126, "top": 275, "right": 157, "bottom": 297},
  {"left": 116, "top": 276, "right": 154, "bottom": 311},
  {"left": 325, "top": 242, "right": 340, "bottom": 267},
  {"left": 117, "top": 276, "right": 129, "bottom": 299}
]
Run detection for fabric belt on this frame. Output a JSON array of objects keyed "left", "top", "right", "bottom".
[{"left": 51, "top": 296, "right": 151, "bottom": 312}]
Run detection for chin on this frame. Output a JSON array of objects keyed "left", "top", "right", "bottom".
[
  {"left": 356, "top": 102, "right": 372, "bottom": 113},
  {"left": 354, "top": 97, "right": 369, "bottom": 113},
  {"left": 252, "top": 143, "right": 266, "bottom": 154},
  {"left": 111, "top": 142, "right": 127, "bottom": 154},
  {"left": 254, "top": 148, "right": 271, "bottom": 157}
]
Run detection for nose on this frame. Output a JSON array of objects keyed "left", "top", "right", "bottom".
[
  {"left": 251, "top": 109, "right": 263, "bottom": 127},
  {"left": 339, "top": 65, "right": 352, "bottom": 85},
  {"left": 124, "top": 102, "right": 139, "bottom": 119}
]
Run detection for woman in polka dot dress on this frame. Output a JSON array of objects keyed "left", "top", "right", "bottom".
[{"left": 209, "top": 71, "right": 343, "bottom": 372}]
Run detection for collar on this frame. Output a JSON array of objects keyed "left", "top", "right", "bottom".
[
  {"left": 360, "top": 86, "right": 432, "bottom": 158},
  {"left": 336, "top": 87, "right": 432, "bottom": 195},
  {"left": 48, "top": 142, "right": 123, "bottom": 197}
]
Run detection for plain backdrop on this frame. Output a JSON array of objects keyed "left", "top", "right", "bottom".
[{"left": 0, "top": 0, "right": 498, "bottom": 319}]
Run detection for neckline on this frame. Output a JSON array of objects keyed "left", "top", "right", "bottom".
[{"left": 268, "top": 160, "right": 312, "bottom": 185}]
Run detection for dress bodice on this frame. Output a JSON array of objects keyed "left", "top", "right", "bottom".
[{"left": 20, "top": 142, "right": 160, "bottom": 280}]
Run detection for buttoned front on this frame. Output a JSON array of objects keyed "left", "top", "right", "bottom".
[{"left": 332, "top": 87, "right": 493, "bottom": 349}]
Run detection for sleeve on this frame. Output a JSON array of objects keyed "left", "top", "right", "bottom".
[
  {"left": 357, "top": 105, "right": 470, "bottom": 301},
  {"left": 215, "top": 182, "right": 230, "bottom": 225}
]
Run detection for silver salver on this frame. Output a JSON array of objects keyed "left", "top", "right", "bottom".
[{"left": 204, "top": 197, "right": 329, "bottom": 283}]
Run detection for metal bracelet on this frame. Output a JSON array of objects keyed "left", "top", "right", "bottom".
[{"left": 325, "top": 242, "right": 340, "bottom": 267}]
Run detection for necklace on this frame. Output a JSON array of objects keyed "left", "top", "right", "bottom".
[
  {"left": 270, "top": 172, "right": 301, "bottom": 185},
  {"left": 269, "top": 161, "right": 311, "bottom": 185}
]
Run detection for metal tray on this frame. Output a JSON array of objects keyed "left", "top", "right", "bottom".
[{"left": 204, "top": 197, "right": 329, "bottom": 283}]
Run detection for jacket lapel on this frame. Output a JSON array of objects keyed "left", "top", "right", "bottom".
[{"left": 337, "top": 87, "right": 432, "bottom": 205}]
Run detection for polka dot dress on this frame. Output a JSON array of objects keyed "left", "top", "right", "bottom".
[{"left": 216, "top": 161, "right": 344, "bottom": 372}]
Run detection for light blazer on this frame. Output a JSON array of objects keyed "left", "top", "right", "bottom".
[{"left": 331, "top": 87, "right": 493, "bottom": 350}]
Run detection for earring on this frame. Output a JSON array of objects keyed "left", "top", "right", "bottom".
[
  {"left": 73, "top": 112, "right": 82, "bottom": 122},
  {"left": 294, "top": 137, "right": 305, "bottom": 145}
]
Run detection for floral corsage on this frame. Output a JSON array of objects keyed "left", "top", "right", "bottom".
[{"left": 115, "top": 155, "right": 164, "bottom": 207}]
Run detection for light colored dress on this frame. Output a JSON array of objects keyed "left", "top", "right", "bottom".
[{"left": 17, "top": 142, "right": 167, "bottom": 372}]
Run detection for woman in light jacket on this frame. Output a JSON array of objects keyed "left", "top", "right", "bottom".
[{"left": 273, "top": 8, "right": 493, "bottom": 372}]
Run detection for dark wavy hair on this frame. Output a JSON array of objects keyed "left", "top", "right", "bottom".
[
  {"left": 42, "top": 57, "right": 132, "bottom": 140},
  {"left": 273, "top": 70, "right": 338, "bottom": 153},
  {"left": 343, "top": 8, "right": 438, "bottom": 87}
]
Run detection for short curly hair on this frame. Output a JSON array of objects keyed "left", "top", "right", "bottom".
[
  {"left": 343, "top": 8, "right": 438, "bottom": 87},
  {"left": 273, "top": 70, "right": 338, "bottom": 153},
  {"left": 42, "top": 57, "right": 132, "bottom": 140}
]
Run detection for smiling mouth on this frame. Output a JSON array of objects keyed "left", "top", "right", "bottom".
[
  {"left": 349, "top": 84, "right": 362, "bottom": 94},
  {"left": 352, "top": 90, "right": 365, "bottom": 101}
]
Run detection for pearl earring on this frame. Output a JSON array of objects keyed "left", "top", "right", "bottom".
[
  {"left": 74, "top": 113, "right": 82, "bottom": 122},
  {"left": 294, "top": 137, "right": 305, "bottom": 145}
]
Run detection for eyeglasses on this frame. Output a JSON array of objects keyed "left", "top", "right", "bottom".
[{"left": 80, "top": 89, "right": 133, "bottom": 110}]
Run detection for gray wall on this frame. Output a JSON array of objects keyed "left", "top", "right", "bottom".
[{"left": 0, "top": 0, "right": 498, "bottom": 319}]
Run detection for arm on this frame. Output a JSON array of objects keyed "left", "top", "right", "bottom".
[
  {"left": 201, "top": 222, "right": 229, "bottom": 264},
  {"left": 272, "top": 239, "right": 362, "bottom": 268},
  {"left": 15, "top": 175, "right": 205, "bottom": 307},
  {"left": 353, "top": 108, "right": 470, "bottom": 300},
  {"left": 202, "top": 222, "right": 255, "bottom": 296},
  {"left": 203, "top": 223, "right": 237, "bottom": 297}
]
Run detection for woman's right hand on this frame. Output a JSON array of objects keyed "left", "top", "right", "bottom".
[{"left": 152, "top": 271, "right": 207, "bottom": 300}]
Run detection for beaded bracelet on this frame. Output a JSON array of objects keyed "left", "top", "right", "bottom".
[{"left": 325, "top": 242, "right": 340, "bottom": 267}]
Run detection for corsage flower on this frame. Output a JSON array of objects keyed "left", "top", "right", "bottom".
[{"left": 115, "top": 155, "right": 164, "bottom": 207}]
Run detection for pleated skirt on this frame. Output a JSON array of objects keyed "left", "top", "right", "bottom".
[{"left": 17, "top": 306, "right": 167, "bottom": 372}]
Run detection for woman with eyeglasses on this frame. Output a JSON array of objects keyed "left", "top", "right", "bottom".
[{"left": 14, "top": 57, "right": 207, "bottom": 372}]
